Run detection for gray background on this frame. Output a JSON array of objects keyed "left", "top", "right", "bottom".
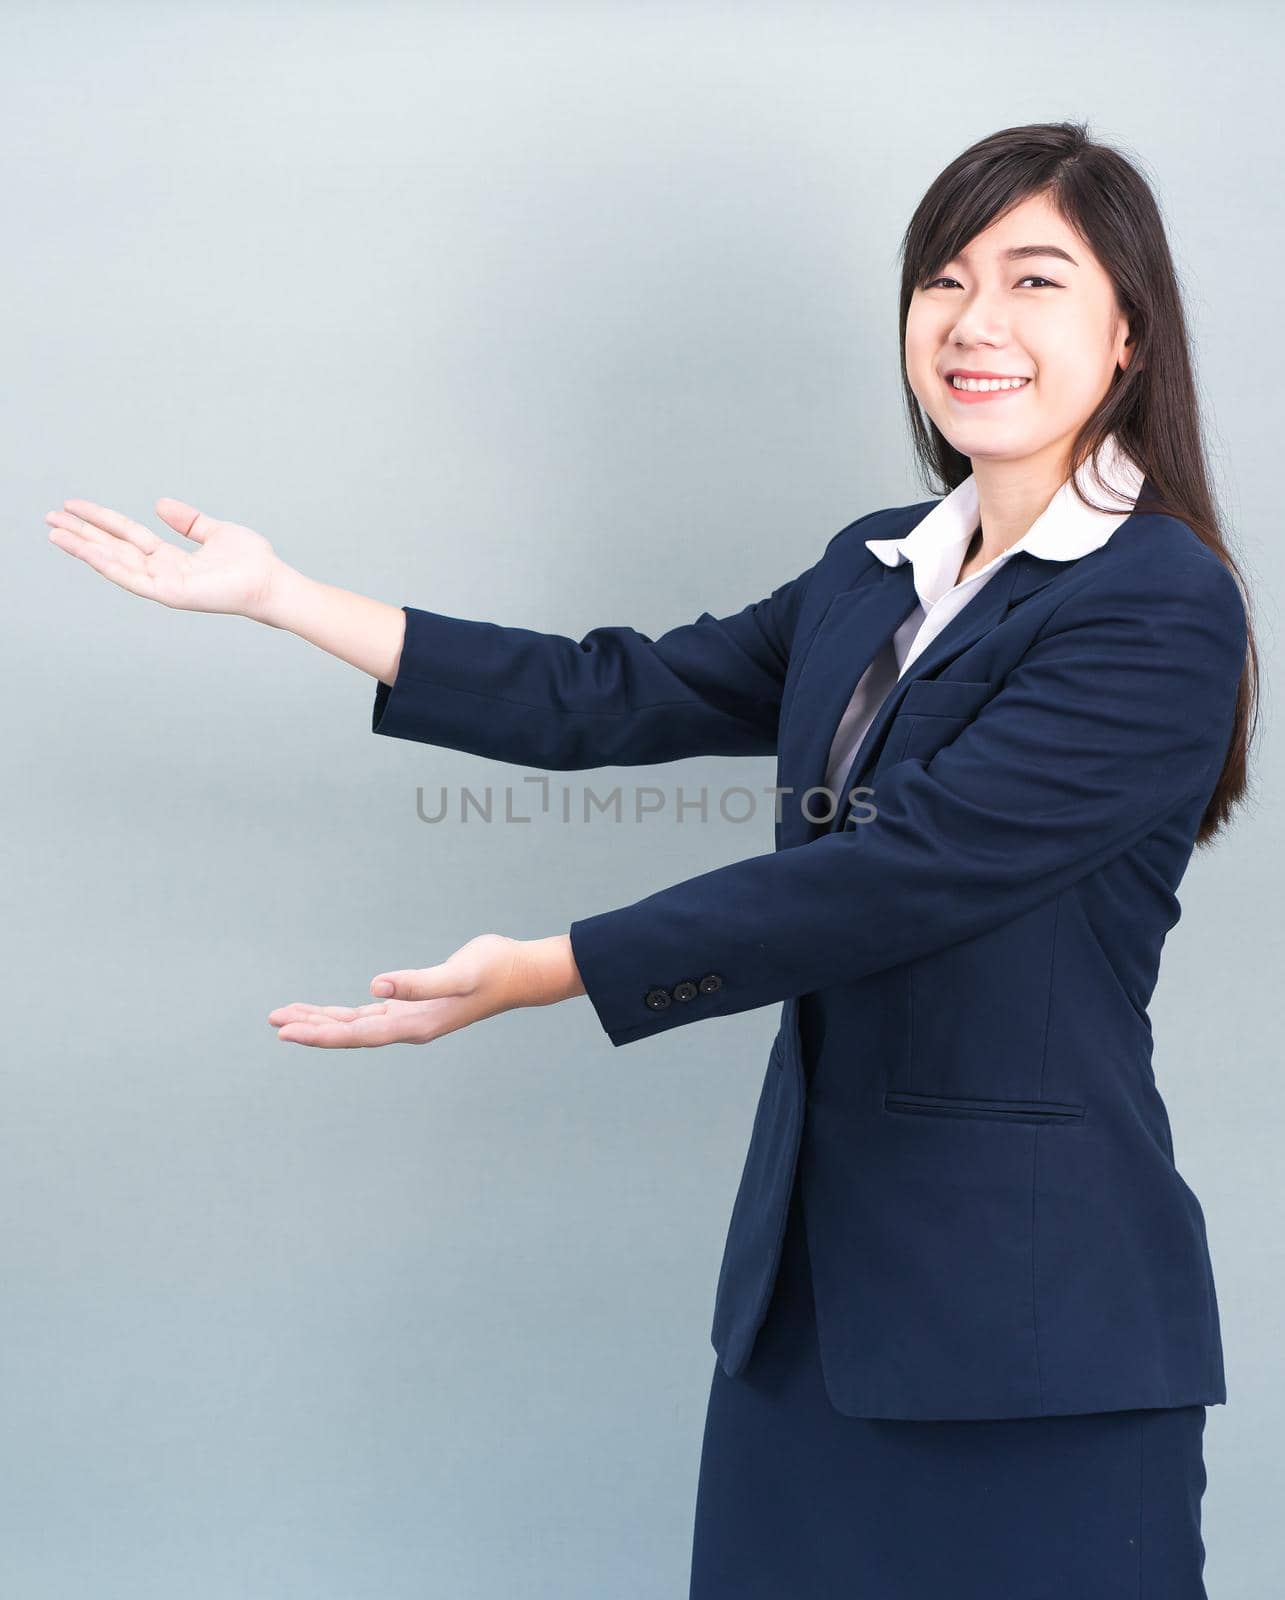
[{"left": 4, "top": 2, "right": 1280, "bottom": 1595}]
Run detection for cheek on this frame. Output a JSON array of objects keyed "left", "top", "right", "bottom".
[
  {"left": 1027, "top": 313, "right": 1112, "bottom": 377},
  {"left": 903, "top": 326, "right": 939, "bottom": 390},
  {"left": 1027, "top": 336, "right": 1116, "bottom": 407},
  {"left": 904, "top": 304, "right": 931, "bottom": 356}
]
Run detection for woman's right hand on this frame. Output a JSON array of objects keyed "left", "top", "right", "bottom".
[{"left": 45, "top": 496, "right": 287, "bottom": 622}]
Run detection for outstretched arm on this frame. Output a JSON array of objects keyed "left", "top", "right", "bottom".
[{"left": 47, "top": 495, "right": 846, "bottom": 770}]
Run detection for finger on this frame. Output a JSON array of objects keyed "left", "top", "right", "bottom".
[
  {"left": 154, "top": 497, "right": 218, "bottom": 545},
  {"left": 370, "top": 965, "right": 457, "bottom": 1001},
  {"left": 268, "top": 1001, "right": 366, "bottom": 1024},
  {"left": 52, "top": 500, "right": 165, "bottom": 557},
  {"left": 46, "top": 525, "right": 160, "bottom": 600},
  {"left": 43, "top": 509, "right": 117, "bottom": 553},
  {"left": 277, "top": 1020, "right": 348, "bottom": 1046},
  {"left": 277, "top": 1010, "right": 405, "bottom": 1048}
]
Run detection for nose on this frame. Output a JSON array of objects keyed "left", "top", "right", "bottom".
[{"left": 946, "top": 293, "right": 1016, "bottom": 350}]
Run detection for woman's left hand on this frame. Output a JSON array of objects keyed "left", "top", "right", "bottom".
[{"left": 267, "top": 933, "right": 584, "bottom": 1048}]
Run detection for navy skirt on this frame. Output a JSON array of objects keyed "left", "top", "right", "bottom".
[{"left": 690, "top": 1170, "right": 1209, "bottom": 1599}]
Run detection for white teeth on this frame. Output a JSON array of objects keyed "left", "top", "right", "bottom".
[{"left": 950, "top": 375, "right": 1030, "bottom": 392}]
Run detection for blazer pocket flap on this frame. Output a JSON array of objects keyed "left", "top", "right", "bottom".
[
  {"left": 883, "top": 1089, "right": 1086, "bottom": 1124},
  {"left": 898, "top": 676, "right": 994, "bottom": 720}
]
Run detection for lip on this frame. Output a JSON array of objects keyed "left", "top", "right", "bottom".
[
  {"left": 943, "top": 371, "right": 1033, "bottom": 405},
  {"left": 943, "top": 369, "right": 1032, "bottom": 379}
]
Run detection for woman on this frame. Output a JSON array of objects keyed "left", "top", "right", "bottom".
[{"left": 47, "top": 120, "right": 1257, "bottom": 1596}]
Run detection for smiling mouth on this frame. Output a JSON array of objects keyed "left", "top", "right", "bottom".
[
  {"left": 944, "top": 373, "right": 1033, "bottom": 402},
  {"left": 946, "top": 374, "right": 1031, "bottom": 389}
]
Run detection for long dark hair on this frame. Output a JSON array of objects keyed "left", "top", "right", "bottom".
[{"left": 896, "top": 120, "right": 1259, "bottom": 846}]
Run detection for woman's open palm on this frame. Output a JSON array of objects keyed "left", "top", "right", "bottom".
[
  {"left": 268, "top": 934, "right": 535, "bottom": 1049},
  {"left": 45, "top": 496, "right": 280, "bottom": 619}
]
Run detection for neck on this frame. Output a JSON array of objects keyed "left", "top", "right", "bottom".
[{"left": 967, "top": 435, "right": 1073, "bottom": 568}]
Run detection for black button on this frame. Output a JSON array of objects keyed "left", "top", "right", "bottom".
[
  {"left": 644, "top": 987, "right": 672, "bottom": 1011},
  {"left": 672, "top": 979, "right": 698, "bottom": 1002},
  {"left": 698, "top": 973, "right": 723, "bottom": 994}
]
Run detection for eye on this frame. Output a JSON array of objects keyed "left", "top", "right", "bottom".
[{"left": 921, "top": 275, "right": 1059, "bottom": 290}]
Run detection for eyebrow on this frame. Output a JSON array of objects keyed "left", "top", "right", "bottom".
[{"left": 951, "top": 243, "right": 1080, "bottom": 267}]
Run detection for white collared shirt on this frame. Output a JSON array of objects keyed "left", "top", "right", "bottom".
[{"left": 822, "top": 432, "right": 1146, "bottom": 797}]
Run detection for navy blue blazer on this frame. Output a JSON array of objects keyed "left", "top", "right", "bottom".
[{"left": 371, "top": 488, "right": 1246, "bottom": 1421}]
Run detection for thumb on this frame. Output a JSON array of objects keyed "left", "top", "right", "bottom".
[
  {"left": 370, "top": 965, "right": 452, "bottom": 1001},
  {"left": 154, "top": 497, "right": 219, "bottom": 544}
]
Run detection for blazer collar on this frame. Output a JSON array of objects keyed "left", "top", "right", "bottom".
[{"left": 862, "top": 430, "right": 1146, "bottom": 607}]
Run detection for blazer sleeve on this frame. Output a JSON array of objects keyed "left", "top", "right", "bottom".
[
  {"left": 567, "top": 549, "right": 1248, "bottom": 1047},
  {"left": 368, "top": 535, "right": 844, "bottom": 770}
]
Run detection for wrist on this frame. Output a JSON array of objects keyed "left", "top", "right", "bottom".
[
  {"left": 251, "top": 559, "right": 311, "bottom": 630},
  {"left": 514, "top": 935, "right": 586, "bottom": 1008}
]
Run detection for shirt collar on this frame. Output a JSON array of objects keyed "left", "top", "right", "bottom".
[{"left": 864, "top": 432, "right": 1146, "bottom": 612}]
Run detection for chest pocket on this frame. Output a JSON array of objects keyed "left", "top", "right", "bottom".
[{"left": 883, "top": 676, "right": 995, "bottom": 767}]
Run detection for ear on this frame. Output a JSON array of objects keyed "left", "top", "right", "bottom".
[{"left": 1116, "top": 319, "right": 1135, "bottom": 372}]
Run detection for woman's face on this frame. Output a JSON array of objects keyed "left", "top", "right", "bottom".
[{"left": 905, "top": 191, "right": 1133, "bottom": 467}]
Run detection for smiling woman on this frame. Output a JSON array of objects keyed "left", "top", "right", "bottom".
[{"left": 679, "top": 120, "right": 1259, "bottom": 1600}]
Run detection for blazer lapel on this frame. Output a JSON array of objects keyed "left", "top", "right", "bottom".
[
  {"left": 815, "top": 557, "right": 1020, "bottom": 838},
  {"left": 781, "top": 479, "right": 1154, "bottom": 850},
  {"left": 802, "top": 549, "right": 1074, "bottom": 844},
  {"left": 776, "top": 560, "right": 921, "bottom": 849}
]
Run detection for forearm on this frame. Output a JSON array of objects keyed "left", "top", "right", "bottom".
[{"left": 256, "top": 561, "right": 408, "bottom": 686}]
